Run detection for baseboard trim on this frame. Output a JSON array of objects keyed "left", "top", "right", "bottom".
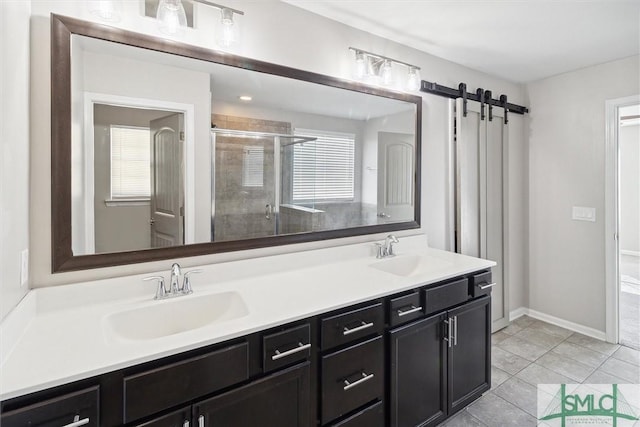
[
  {"left": 509, "top": 306, "right": 528, "bottom": 321},
  {"left": 508, "top": 307, "right": 607, "bottom": 341},
  {"left": 621, "top": 250, "right": 640, "bottom": 257}
]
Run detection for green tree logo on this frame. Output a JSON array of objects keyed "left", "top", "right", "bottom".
[{"left": 540, "top": 384, "right": 639, "bottom": 426}]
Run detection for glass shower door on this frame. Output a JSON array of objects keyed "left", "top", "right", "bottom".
[{"left": 211, "top": 130, "right": 278, "bottom": 242}]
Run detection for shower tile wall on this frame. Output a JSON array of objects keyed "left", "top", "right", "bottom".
[{"left": 211, "top": 114, "right": 291, "bottom": 242}]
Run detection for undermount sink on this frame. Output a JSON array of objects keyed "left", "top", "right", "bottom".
[
  {"left": 369, "top": 254, "right": 452, "bottom": 277},
  {"left": 105, "top": 292, "right": 249, "bottom": 341}
]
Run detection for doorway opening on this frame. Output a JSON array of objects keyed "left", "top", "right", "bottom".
[{"left": 605, "top": 96, "right": 640, "bottom": 348}]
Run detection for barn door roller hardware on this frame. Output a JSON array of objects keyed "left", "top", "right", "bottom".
[{"left": 421, "top": 80, "right": 528, "bottom": 120}]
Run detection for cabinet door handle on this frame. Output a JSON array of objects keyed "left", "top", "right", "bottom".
[
  {"left": 198, "top": 415, "right": 205, "bottom": 427},
  {"left": 62, "top": 416, "right": 90, "bottom": 427},
  {"left": 397, "top": 305, "right": 423, "bottom": 317},
  {"left": 183, "top": 421, "right": 190, "bottom": 427},
  {"left": 453, "top": 315, "right": 458, "bottom": 346},
  {"left": 343, "top": 372, "right": 374, "bottom": 391},
  {"left": 272, "top": 342, "right": 311, "bottom": 360},
  {"left": 444, "top": 318, "right": 452, "bottom": 348},
  {"left": 479, "top": 282, "right": 496, "bottom": 290},
  {"left": 343, "top": 321, "right": 374, "bottom": 336}
]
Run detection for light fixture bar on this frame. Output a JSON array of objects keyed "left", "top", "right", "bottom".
[
  {"left": 348, "top": 47, "right": 420, "bottom": 70},
  {"left": 189, "top": 0, "right": 244, "bottom": 15}
]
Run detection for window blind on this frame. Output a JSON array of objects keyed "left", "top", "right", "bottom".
[
  {"left": 110, "top": 126, "right": 151, "bottom": 198},
  {"left": 242, "top": 145, "right": 264, "bottom": 187},
  {"left": 292, "top": 129, "right": 355, "bottom": 201}
]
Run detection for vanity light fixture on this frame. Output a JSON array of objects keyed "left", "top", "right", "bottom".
[
  {"left": 87, "top": 0, "right": 122, "bottom": 22},
  {"left": 156, "top": 0, "right": 188, "bottom": 36},
  {"left": 239, "top": 95, "right": 252, "bottom": 101},
  {"left": 191, "top": 0, "right": 244, "bottom": 48},
  {"left": 349, "top": 47, "right": 421, "bottom": 92}
]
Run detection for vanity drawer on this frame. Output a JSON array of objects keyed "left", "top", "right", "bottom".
[
  {"left": 423, "top": 278, "right": 469, "bottom": 315},
  {"left": 329, "top": 400, "right": 384, "bottom": 427},
  {"left": 321, "top": 303, "right": 384, "bottom": 350},
  {"left": 123, "top": 342, "right": 249, "bottom": 423},
  {"left": 0, "top": 386, "right": 99, "bottom": 427},
  {"left": 321, "top": 336, "right": 384, "bottom": 423},
  {"left": 389, "top": 291, "right": 423, "bottom": 327},
  {"left": 470, "top": 271, "right": 494, "bottom": 298},
  {"left": 263, "top": 323, "right": 311, "bottom": 373}
]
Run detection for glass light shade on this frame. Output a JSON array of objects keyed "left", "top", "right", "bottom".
[
  {"left": 156, "top": 0, "right": 188, "bottom": 36},
  {"left": 406, "top": 67, "right": 421, "bottom": 91},
  {"left": 354, "top": 51, "right": 366, "bottom": 79},
  {"left": 218, "top": 8, "right": 238, "bottom": 48},
  {"left": 381, "top": 60, "right": 393, "bottom": 86},
  {"left": 87, "top": 0, "right": 121, "bottom": 22}
]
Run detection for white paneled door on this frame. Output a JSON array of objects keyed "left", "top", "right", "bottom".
[
  {"left": 150, "top": 113, "right": 184, "bottom": 248},
  {"left": 455, "top": 99, "right": 509, "bottom": 332},
  {"left": 377, "top": 131, "right": 415, "bottom": 223}
]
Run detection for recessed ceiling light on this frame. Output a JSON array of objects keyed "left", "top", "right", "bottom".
[{"left": 239, "top": 95, "right": 252, "bottom": 101}]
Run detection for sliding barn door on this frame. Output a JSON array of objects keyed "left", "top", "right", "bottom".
[{"left": 455, "top": 99, "right": 509, "bottom": 332}]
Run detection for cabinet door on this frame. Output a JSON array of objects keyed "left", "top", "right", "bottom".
[
  {"left": 194, "top": 362, "right": 310, "bottom": 427},
  {"left": 389, "top": 314, "right": 447, "bottom": 427},
  {"left": 447, "top": 296, "right": 491, "bottom": 415}
]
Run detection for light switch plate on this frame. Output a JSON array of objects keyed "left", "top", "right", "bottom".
[
  {"left": 20, "top": 249, "right": 29, "bottom": 287},
  {"left": 572, "top": 206, "right": 596, "bottom": 222}
]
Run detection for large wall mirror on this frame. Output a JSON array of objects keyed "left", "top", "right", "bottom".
[{"left": 51, "top": 14, "right": 422, "bottom": 272}]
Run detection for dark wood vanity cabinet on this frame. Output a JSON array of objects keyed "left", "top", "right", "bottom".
[
  {"left": 447, "top": 296, "right": 491, "bottom": 415},
  {"left": 194, "top": 362, "right": 310, "bottom": 427},
  {"left": 389, "top": 314, "right": 448, "bottom": 427},
  {"left": 1, "top": 270, "right": 492, "bottom": 427},
  {"left": 389, "top": 294, "right": 492, "bottom": 427}
]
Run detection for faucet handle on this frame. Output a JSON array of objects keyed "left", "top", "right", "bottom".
[
  {"left": 374, "top": 243, "right": 385, "bottom": 259},
  {"left": 144, "top": 276, "right": 166, "bottom": 300},
  {"left": 182, "top": 269, "right": 202, "bottom": 295}
]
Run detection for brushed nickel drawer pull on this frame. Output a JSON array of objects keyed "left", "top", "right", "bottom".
[
  {"left": 453, "top": 315, "right": 458, "bottom": 346},
  {"left": 198, "top": 415, "right": 205, "bottom": 427},
  {"left": 343, "top": 321, "right": 374, "bottom": 336},
  {"left": 397, "top": 305, "right": 423, "bottom": 317},
  {"left": 478, "top": 282, "right": 496, "bottom": 290},
  {"left": 272, "top": 342, "right": 311, "bottom": 360},
  {"left": 183, "top": 421, "right": 190, "bottom": 427},
  {"left": 343, "top": 372, "right": 375, "bottom": 391},
  {"left": 444, "top": 318, "right": 452, "bottom": 348},
  {"left": 62, "top": 416, "right": 90, "bottom": 427}
]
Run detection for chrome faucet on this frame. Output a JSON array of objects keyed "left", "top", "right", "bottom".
[
  {"left": 375, "top": 234, "right": 399, "bottom": 259},
  {"left": 170, "top": 263, "right": 182, "bottom": 294},
  {"left": 144, "top": 263, "right": 202, "bottom": 300}
]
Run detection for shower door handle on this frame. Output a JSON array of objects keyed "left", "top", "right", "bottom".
[{"left": 265, "top": 204, "right": 272, "bottom": 220}]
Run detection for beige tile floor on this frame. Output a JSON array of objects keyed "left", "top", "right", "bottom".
[{"left": 438, "top": 316, "right": 640, "bottom": 427}]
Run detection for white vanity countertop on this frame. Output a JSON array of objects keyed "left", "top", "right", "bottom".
[{"left": 0, "top": 235, "right": 495, "bottom": 401}]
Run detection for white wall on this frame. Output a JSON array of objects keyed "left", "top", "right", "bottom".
[
  {"left": 80, "top": 50, "right": 211, "bottom": 244},
  {"left": 1, "top": 1, "right": 31, "bottom": 321},
  {"left": 527, "top": 55, "right": 640, "bottom": 332},
  {"left": 619, "top": 123, "right": 640, "bottom": 253},
  {"left": 27, "top": 0, "right": 527, "bottom": 317}
]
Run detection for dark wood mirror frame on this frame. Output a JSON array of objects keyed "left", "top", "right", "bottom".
[{"left": 51, "top": 14, "right": 422, "bottom": 273}]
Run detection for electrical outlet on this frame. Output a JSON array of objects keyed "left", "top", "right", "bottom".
[{"left": 20, "top": 249, "right": 29, "bottom": 287}]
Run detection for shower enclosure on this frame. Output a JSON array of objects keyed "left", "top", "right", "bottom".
[{"left": 210, "top": 129, "right": 316, "bottom": 242}]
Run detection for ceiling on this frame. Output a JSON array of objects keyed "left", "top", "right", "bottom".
[{"left": 281, "top": 0, "right": 640, "bottom": 83}]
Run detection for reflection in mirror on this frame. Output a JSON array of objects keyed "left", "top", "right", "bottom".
[
  {"left": 70, "top": 33, "right": 418, "bottom": 255},
  {"left": 54, "top": 14, "right": 421, "bottom": 270}
]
